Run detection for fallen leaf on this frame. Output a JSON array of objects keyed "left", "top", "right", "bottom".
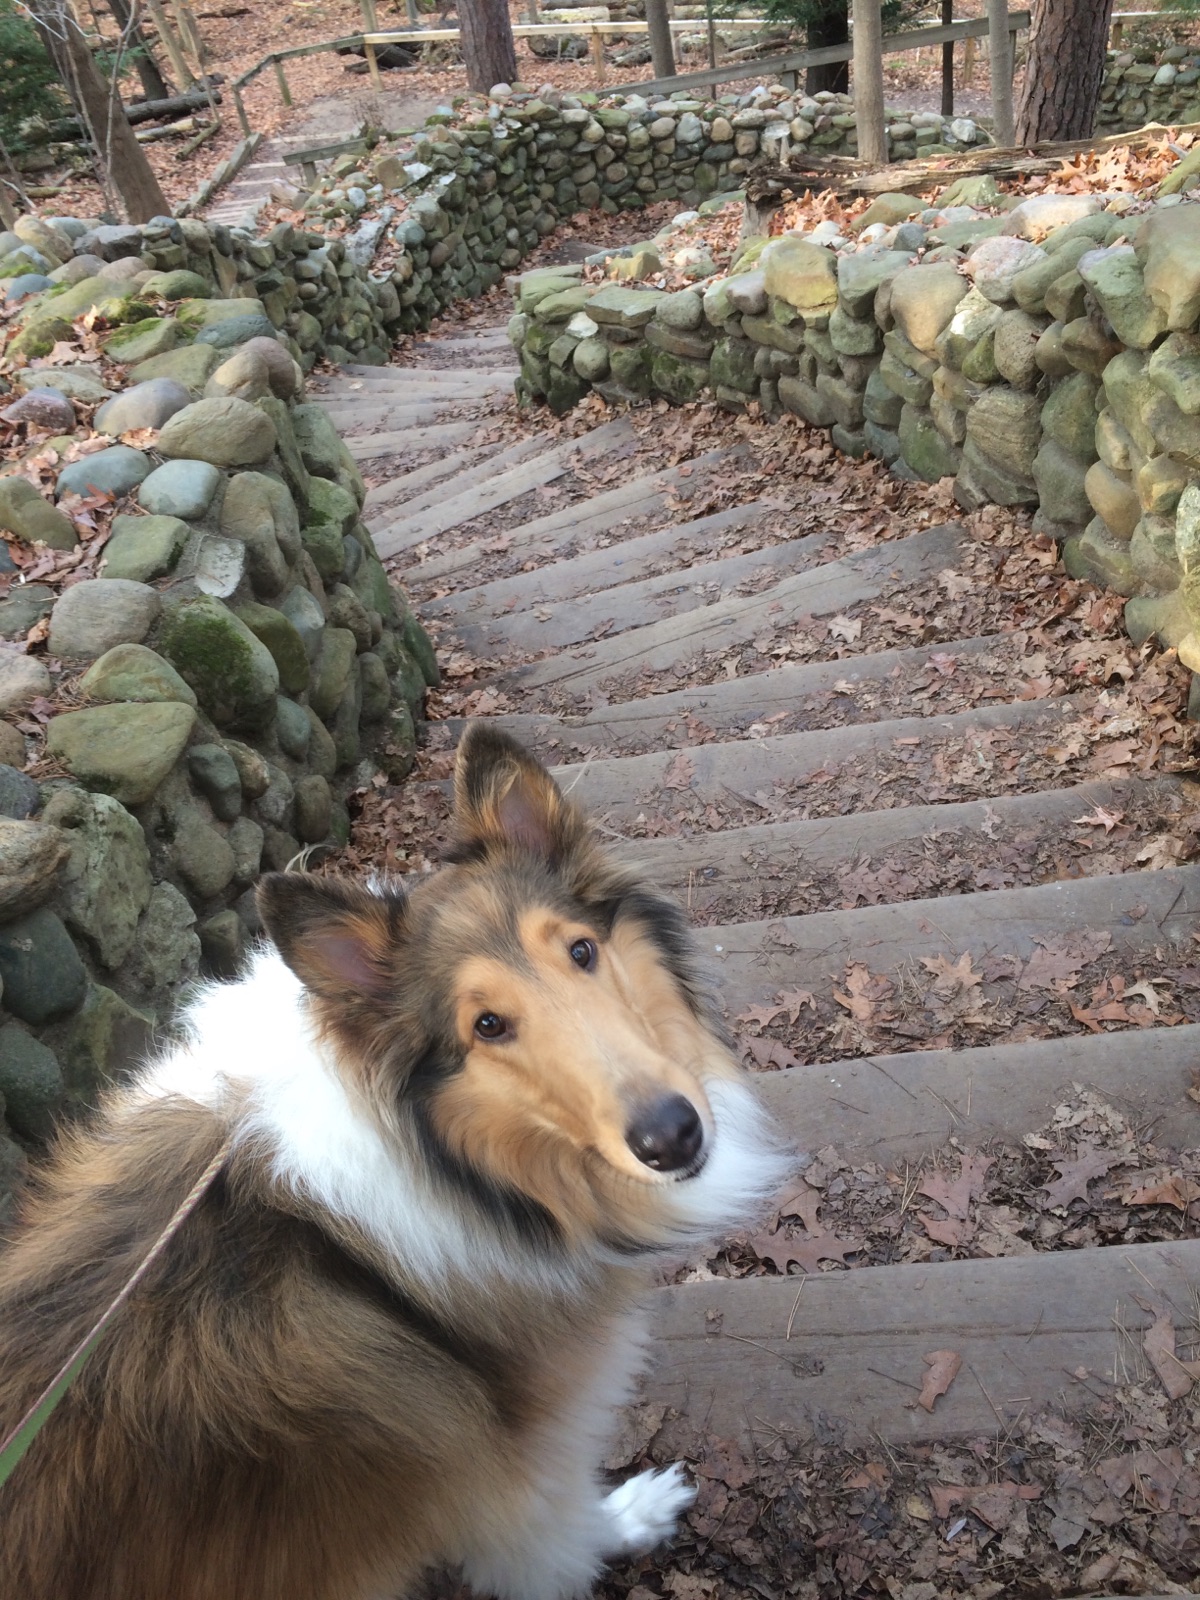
[
  {"left": 1120, "top": 1171, "right": 1200, "bottom": 1211},
  {"left": 1040, "top": 1141, "right": 1117, "bottom": 1208},
  {"left": 827, "top": 613, "right": 862, "bottom": 644},
  {"left": 1142, "top": 1305, "right": 1199, "bottom": 1401},
  {"left": 748, "top": 1228, "right": 860, "bottom": 1274},
  {"left": 661, "top": 751, "right": 695, "bottom": 791},
  {"left": 918, "top": 1152, "right": 993, "bottom": 1221},
  {"left": 1073, "top": 804, "right": 1125, "bottom": 833},
  {"left": 917, "top": 1349, "right": 961, "bottom": 1413}
]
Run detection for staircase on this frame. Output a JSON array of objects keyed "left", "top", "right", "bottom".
[{"left": 313, "top": 327, "right": 1200, "bottom": 1596}]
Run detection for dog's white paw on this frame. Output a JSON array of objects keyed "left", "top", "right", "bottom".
[{"left": 603, "top": 1463, "right": 697, "bottom": 1555}]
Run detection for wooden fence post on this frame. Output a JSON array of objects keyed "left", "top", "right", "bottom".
[
  {"left": 940, "top": 0, "right": 954, "bottom": 117},
  {"left": 231, "top": 83, "right": 251, "bottom": 137},
  {"left": 987, "top": 0, "right": 1015, "bottom": 146},
  {"left": 852, "top": 0, "right": 887, "bottom": 166},
  {"left": 272, "top": 54, "right": 292, "bottom": 106},
  {"left": 591, "top": 26, "right": 605, "bottom": 84}
]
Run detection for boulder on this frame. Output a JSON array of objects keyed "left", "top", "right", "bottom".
[
  {"left": 49, "top": 577, "right": 161, "bottom": 662},
  {"left": 46, "top": 700, "right": 196, "bottom": 807},
  {"left": 137, "top": 457, "right": 223, "bottom": 520},
  {"left": 0, "top": 907, "right": 87, "bottom": 1025},
  {"left": 1135, "top": 204, "right": 1200, "bottom": 331},
  {"left": 966, "top": 235, "right": 1046, "bottom": 304},
  {"left": 187, "top": 744, "right": 243, "bottom": 823},
  {"left": 1147, "top": 331, "right": 1200, "bottom": 416},
  {"left": 102, "top": 316, "right": 178, "bottom": 365},
  {"left": 0, "top": 817, "right": 69, "bottom": 919},
  {"left": 94, "top": 378, "right": 191, "bottom": 437},
  {"left": 233, "top": 601, "right": 309, "bottom": 695},
  {"left": 56, "top": 445, "right": 151, "bottom": 501},
  {"left": 965, "top": 386, "right": 1042, "bottom": 477},
  {"left": 992, "top": 310, "right": 1045, "bottom": 391},
  {"left": 0, "top": 1025, "right": 63, "bottom": 1139},
  {"left": 0, "top": 476, "right": 77, "bottom": 550},
  {"left": 157, "top": 593, "right": 280, "bottom": 730},
  {"left": 204, "top": 347, "right": 272, "bottom": 403},
  {"left": 1032, "top": 438, "right": 1092, "bottom": 525},
  {"left": 39, "top": 787, "right": 152, "bottom": 968},
  {"left": 0, "top": 652, "right": 50, "bottom": 717},
  {"left": 19, "top": 365, "right": 111, "bottom": 404},
  {"left": 2, "top": 387, "right": 76, "bottom": 432},
  {"left": 80, "top": 642, "right": 197, "bottom": 707},
  {"left": 1077, "top": 246, "right": 1166, "bottom": 349},
  {"left": 129, "top": 343, "right": 219, "bottom": 395},
  {"left": 100, "top": 513, "right": 188, "bottom": 582},
  {"left": 1001, "top": 194, "right": 1102, "bottom": 242},
  {"left": 888, "top": 263, "right": 968, "bottom": 353},
  {"left": 157, "top": 397, "right": 277, "bottom": 468},
  {"left": 220, "top": 472, "right": 292, "bottom": 596},
  {"left": 761, "top": 237, "right": 838, "bottom": 312},
  {"left": 0, "top": 764, "right": 39, "bottom": 819},
  {"left": 1041, "top": 371, "right": 1102, "bottom": 459}
]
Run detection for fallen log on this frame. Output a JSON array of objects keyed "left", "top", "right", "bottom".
[
  {"left": 746, "top": 119, "right": 1200, "bottom": 206},
  {"left": 47, "top": 85, "right": 224, "bottom": 140}
]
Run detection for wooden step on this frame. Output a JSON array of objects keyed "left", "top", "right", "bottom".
[
  {"left": 343, "top": 421, "right": 482, "bottom": 460},
  {"left": 419, "top": 503, "right": 770, "bottom": 622},
  {"left": 489, "top": 633, "right": 1003, "bottom": 752},
  {"left": 616, "top": 776, "right": 1185, "bottom": 911},
  {"left": 754, "top": 1020, "right": 1200, "bottom": 1165},
  {"left": 453, "top": 530, "right": 831, "bottom": 657},
  {"left": 373, "top": 417, "right": 637, "bottom": 559},
  {"left": 366, "top": 436, "right": 547, "bottom": 521},
  {"left": 396, "top": 333, "right": 511, "bottom": 353},
  {"left": 646, "top": 1240, "right": 1200, "bottom": 1447},
  {"left": 548, "top": 694, "right": 1084, "bottom": 818},
  {"left": 704, "top": 863, "right": 1200, "bottom": 1010},
  {"left": 404, "top": 450, "right": 744, "bottom": 586},
  {"left": 320, "top": 400, "right": 481, "bottom": 432},
  {"left": 362, "top": 442, "right": 494, "bottom": 511},
  {"left": 324, "top": 366, "right": 515, "bottom": 387},
  {"left": 506, "top": 521, "right": 966, "bottom": 693}
]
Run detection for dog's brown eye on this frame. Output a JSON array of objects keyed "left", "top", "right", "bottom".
[
  {"left": 474, "top": 1012, "right": 508, "bottom": 1040},
  {"left": 569, "top": 938, "right": 597, "bottom": 971}
]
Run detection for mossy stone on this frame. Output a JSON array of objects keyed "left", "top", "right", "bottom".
[
  {"left": 233, "top": 601, "right": 310, "bottom": 695},
  {"left": 158, "top": 593, "right": 280, "bottom": 731},
  {"left": 102, "top": 316, "right": 179, "bottom": 365},
  {"left": 101, "top": 514, "right": 188, "bottom": 582}
]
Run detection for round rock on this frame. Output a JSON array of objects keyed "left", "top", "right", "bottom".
[
  {"left": 194, "top": 313, "right": 279, "bottom": 350},
  {"left": 48, "top": 578, "right": 160, "bottom": 662},
  {"left": 1, "top": 387, "right": 76, "bottom": 432},
  {"left": 0, "top": 817, "right": 70, "bottom": 919},
  {"left": 0, "top": 765, "right": 39, "bottom": 819},
  {"left": 156, "top": 397, "right": 277, "bottom": 468},
  {"left": 94, "top": 378, "right": 191, "bottom": 437},
  {"left": 45, "top": 700, "right": 197, "bottom": 807},
  {"left": 80, "top": 642, "right": 197, "bottom": 707},
  {"left": 0, "top": 907, "right": 86, "bottom": 1025},
  {"left": 56, "top": 445, "right": 151, "bottom": 501},
  {"left": 137, "top": 457, "right": 223, "bottom": 520},
  {"left": 0, "top": 652, "right": 50, "bottom": 718}
]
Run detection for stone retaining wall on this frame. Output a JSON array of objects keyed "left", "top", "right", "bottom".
[
  {"left": 1100, "top": 44, "right": 1200, "bottom": 133},
  {"left": 0, "top": 212, "right": 439, "bottom": 1215},
  {"left": 509, "top": 188, "right": 1200, "bottom": 691}
]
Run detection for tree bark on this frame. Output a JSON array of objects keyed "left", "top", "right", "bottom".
[
  {"left": 987, "top": 0, "right": 1014, "bottom": 147},
  {"left": 105, "top": 0, "right": 172, "bottom": 101},
  {"left": 852, "top": 0, "right": 886, "bottom": 165},
  {"left": 806, "top": 0, "right": 849, "bottom": 98},
  {"left": 30, "top": 0, "right": 170, "bottom": 221},
  {"left": 1015, "top": 0, "right": 1115, "bottom": 144},
  {"left": 458, "top": 0, "right": 517, "bottom": 93},
  {"left": 645, "top": 0, "right": 675, "bottom": 79}
]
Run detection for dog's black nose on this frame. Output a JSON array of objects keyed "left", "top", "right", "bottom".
[{"left": 626, "top": 1095, "right": 704, "bottom": 1172}]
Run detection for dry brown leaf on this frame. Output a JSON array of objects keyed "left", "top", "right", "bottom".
[
  {"left": 1040, "top": 1142, "right": 1117, "bottom": 1208},
  {"left": 1142, "top": 1305, "right": 1198, "bottom": 1401},
  {"left": 661, "top": 751, "right": 695, "bottom": 791},
  {"left": 917, "top": 1349, "right": 961, "bottom": 1413}
]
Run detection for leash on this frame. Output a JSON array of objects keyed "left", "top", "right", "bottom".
[{"left": 0, "top": 1139, "right": 232, "bottom": 1490}]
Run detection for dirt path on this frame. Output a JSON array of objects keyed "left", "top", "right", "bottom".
[{"left": 314, "top": 313, "right": 1200, "bottom": 1599}]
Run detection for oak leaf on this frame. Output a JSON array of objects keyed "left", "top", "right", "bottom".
[{"left": 917, "top": 1349, "right": 961, "bottom": 1413}]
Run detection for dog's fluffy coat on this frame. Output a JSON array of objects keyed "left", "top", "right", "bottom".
[{"left": 0, "top": 726, "right": 787, "bottom": 1600}]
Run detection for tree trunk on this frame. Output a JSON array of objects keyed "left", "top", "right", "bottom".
[
  {"left": 30, "top": 0, "right": 170, "bottom": 221},
  {"left": 458, "top": 0, "right": 517, "bottom": 93},
  {"left": 645, "top": 0, "right": 675, "bottom": 79},
  {"left": 852, "top": 0, "right": 886, "bottom": 166},
  {"left": 1015, "top": 0, "right": 1114, "bottom": 144},
  {"left": 105, "top": 0, "right": 172, "bottom": 101},
  {"left": 987, "top": 0, "right": 1014, "bottom": 147},
  {"left": 806, "top": 0, "right": 849, "bottom": 98},
  {"left": 940, "top": 0, "right": 954, "bottom": 118}
]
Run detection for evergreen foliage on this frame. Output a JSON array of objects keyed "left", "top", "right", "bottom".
[{"left": 0, "top": 0, "right": 65, "bottom": 152}]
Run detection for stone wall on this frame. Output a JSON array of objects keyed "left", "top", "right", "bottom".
[
  {"left": 1099, "top": 44, "right": 1200, "bottom": 133},
  {"left": 0, "top": 212, "right": 439, "bottom": 1215},
  {"left": 508, "top": 187, "right": 1200, "bottom": 683}
]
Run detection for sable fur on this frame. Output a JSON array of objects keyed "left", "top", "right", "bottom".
[{"left": 0, "top": 724, "right": 788, "bottom": 1600}]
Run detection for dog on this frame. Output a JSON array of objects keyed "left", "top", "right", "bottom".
[{"left": 0, "top": 724, "right": 789, "bottom": 1600}]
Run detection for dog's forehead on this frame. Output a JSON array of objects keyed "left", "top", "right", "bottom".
[{"left": 417, "top": 857, "right": 580, "bottom": 961}]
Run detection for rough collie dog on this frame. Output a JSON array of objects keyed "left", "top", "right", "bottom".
[{"left": 0, "top": 725, "right": 788, "bottom": 1600}]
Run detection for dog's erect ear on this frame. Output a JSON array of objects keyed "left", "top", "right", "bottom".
[
  {"left": 256, "top": 873, "right": 404, "bottom": 1001},
  {"left": 451, "top": 722, "right": 583, "bottom": 865}
]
